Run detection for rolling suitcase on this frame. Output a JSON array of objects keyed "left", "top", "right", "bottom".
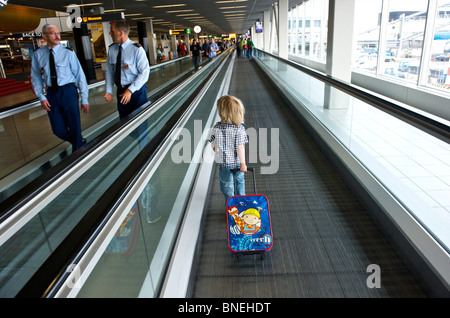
[{"left": 226, "top": 167, "right": 273, "bottom": 260}]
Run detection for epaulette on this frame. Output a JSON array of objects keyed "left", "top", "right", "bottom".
[
  {"left": 65, "top": 47, "right": 73, "bottom": 51},
  {"left": 134, "top": 43, "right": 142, "bottom": 48}
]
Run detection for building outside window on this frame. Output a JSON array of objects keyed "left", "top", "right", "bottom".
[
  {"left": 353, "top": 0, "right": 450, "bottom": 95},
  {"left": 427, "top": 0, "right": 450, "bottom": 90}
]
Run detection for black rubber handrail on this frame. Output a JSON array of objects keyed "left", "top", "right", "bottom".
[
  {"left": 0, "top": 61, "right": 202, "bottom": 219},
  {"left": 258, "top": 50, "right": 450, "bottom": 142},
  {"left": 15, "top": 50, "right": 230, "bottom": 298}
]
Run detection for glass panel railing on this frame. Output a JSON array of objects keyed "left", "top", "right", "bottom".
[
  {"left": 256, "top": 50, "right": 450, "bottom": 254},
  {"left": 0, "top": 57, "right": 196, "bottom": 195},
  {"left": 0, "top": 55, "right": 220, "bottom": 298},
  {"left": 68, "top": 54, "right": 231, "bottom": 298}
]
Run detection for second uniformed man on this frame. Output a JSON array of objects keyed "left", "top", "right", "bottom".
[{"left": 104, "top": 19, "right": 150, "bottom": 120}]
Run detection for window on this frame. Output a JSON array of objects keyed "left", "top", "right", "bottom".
[
  {"left": 353, "top": 0, "right": 382, "bottom": 73},
  {"left": 379, "top": 0, "right": 428, "bottom": 84},
  {"left": 288, "top": 0, "right": 328, "bottom": 62},
  {"left": 353, "top": 0, "right": 450, "bottom": 95},
  {"left": 427, "top": 0, "right": 450, "bottom": 91}
]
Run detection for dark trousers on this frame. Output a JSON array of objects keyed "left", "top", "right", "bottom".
[
  {"left": 116, "top": 84, "right": 148, "bottom": 120},
  {"left": 193, "top": 55, "right": 200, "bottom": 70},
  {"left": 117, "top": 84, "right": 148, "bottom": 149},
  {"left": 46, "top": 83, "right": 82, "bottom": 152}
]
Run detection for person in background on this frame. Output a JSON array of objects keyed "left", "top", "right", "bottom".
[
  {"left": 247, "top": 37, "right": 254, "bottom": 60},
  {"left": 30, "top": 24, "right": 89, "bottom": 153},
  {"left": 190, "top": 39, "right": 202, "bottom": 72},
  {"left": 105, "top": 19, "right": 159, "bottom": 224},
  {"left": 208, "top": 38, "right": 219, "bottom": 60}
]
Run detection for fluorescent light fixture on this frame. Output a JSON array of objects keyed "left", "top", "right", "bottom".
[
  {"left": 64, "top": 2, "right": 103, "bottom": 7},
  {"left": 104, "top": 9, "right": 126, "bottom": 12},
  {"left": 166, "top": 9, "right": 194, "bottom": 13},
  {"left": 176, "top": 13, "right": 200, "bottom": 16},
  {"left": 153, "top": 4, "right": 186, "bottom": 8},
  {"left": 125, "top": 13, "right": 143, "bottom": 16},
  {"left": 218, "top": 6, "right": 247, "bottom": 9}
]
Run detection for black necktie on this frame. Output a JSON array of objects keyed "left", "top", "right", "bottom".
[
  {"left": 49, "top": 48, "right": 58, "bottom": 88},
  {"left": 115, "top": 45, "right": 122, "bottom": 87}
]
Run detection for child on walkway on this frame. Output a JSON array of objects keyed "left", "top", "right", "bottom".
[{"left": 209, "top": 95, "right": 248, "bottom": 201}]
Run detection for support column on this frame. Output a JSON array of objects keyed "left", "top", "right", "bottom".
[
  {"left": 137, "top": 21, "right": 148, "bottom": 58},
  {"left": 73, "top": 23, "right": 96, "bottom": 83},
  {"left": 278, "top": 0, "right": 289, "bottom": 59},
  {"left": 170, "top": 32, "right": 177, "bottom": 59},
  {"left": 324, "top": 0, "right": 356, "bottom": 109},
  {"left": 263, "top": 10, "right": 271, "bottom": 52},
  {"left": 145, "top": 19, "right": 156, "bottom": 65}
]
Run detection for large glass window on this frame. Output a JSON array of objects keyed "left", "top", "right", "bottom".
[
  {"left": 379, "top": 0, "right": 428, "bottom": 84},
  {"left": 353, "top": 0, "right": 450, "bottom": 96},
  {"left": 427, "top": 0, "right": 450, "bottom": 90},
  {"left": 288, "top": 0, "right": 328, "bottom": 62},
  {"left": 353, "top": 0, "right": 382, "bottom": 73}
]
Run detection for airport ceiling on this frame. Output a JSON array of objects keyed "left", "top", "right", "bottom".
[{"left": 8, "top": 0, "right": 282, "bottom": 35}]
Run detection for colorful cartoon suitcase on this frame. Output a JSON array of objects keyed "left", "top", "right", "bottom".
[{"left": 226, "top": 168, "right": 273, "bottom": 260}]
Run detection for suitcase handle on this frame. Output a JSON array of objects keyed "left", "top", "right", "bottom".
[{"left": 231, "top": 167, "right": 256, "bottom": 194}]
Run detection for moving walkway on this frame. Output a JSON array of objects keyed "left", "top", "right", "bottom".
[{"left": 1, "top": 47, "right": 449, "bottom": 298}]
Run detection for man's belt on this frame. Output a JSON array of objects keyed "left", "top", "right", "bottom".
[{"left": 47, "top": 82, "right": 75, "bottom": 91}]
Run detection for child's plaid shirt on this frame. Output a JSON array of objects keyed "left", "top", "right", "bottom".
[{"left": 208, "top": 122, "right": 248, "bottom": 168}]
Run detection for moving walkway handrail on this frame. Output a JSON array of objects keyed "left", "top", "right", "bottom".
[
  {"left": 258, "top": 49, "right": 450, "bottom": 142},
  {"left": 13, "top": 50, "right": 231, "bottom": 297},
  {"left": 0, "top": 56, "right": 191, "bottom": 118},
  {"left": 0, "top": 55, "right": 216, "bottom": 242}
]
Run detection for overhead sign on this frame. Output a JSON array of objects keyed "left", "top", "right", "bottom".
[
  {"left": 169, "top": 28, "right": 191, "bottom": 35},
  {"left": 77, "top": 12, "right": 124, "bottom": 24}
]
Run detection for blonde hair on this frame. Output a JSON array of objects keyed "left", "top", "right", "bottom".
[{"left": 217, "top": 95, "right": 245, "bottom": 127}]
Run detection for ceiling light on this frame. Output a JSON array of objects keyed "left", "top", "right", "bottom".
[
  {"left": 166, "top": 9, "right": 194, "bottom": 13},
  {"left": 176, "top": 13, "right": 200, "bottom": 17},
  {"left": 104, "top": 9, "right": 126, "bottom": 12},
  {"left": 64, "top": 3, "right": 103, "bottom": 7},
  {"left": 218, "top": 6, "right": 247, "bottom": 9},
  {"left": 153, "top": 4, "right": 186, "bottom": 9}
]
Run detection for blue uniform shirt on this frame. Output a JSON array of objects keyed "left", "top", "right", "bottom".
[
  {"left": 30, "top": 44, "right": 89, "bottom": 105},
  {"left": 105, "top": 39, "right": 150, "bottom": 95}
]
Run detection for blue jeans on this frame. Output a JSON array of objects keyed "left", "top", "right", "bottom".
[
  {"left": 219, "top": 166, "right": 245, "bottom": 201},
  {"left": 248, "top": 48, "right": 253, "bottom": 59},
  {"left": 193, "top": 55, "right": 200, "bottom": 70}
]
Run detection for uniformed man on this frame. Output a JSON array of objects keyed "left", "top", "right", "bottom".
[
  {"left": 31, "top": 24, "right": 89, "bottom": 152},
  {"left": 104, "top": 19, "right": 150, "bottom": 120},
  {"left": 105, "top": 19, "right": 159, "bottom": 223}
]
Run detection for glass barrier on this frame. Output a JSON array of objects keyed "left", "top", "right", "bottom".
[
  {"left": 0, "top": 55, "right": 220, "bottom": 298},
  {"left": 0, "top": 57, "right": 196, "bottom": 184},
  {"left": 74, "top": 55, "right": 231, "bottom": 298},
  {"left": 256, "top": 51, "right": 450, "bottom": 253}
]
